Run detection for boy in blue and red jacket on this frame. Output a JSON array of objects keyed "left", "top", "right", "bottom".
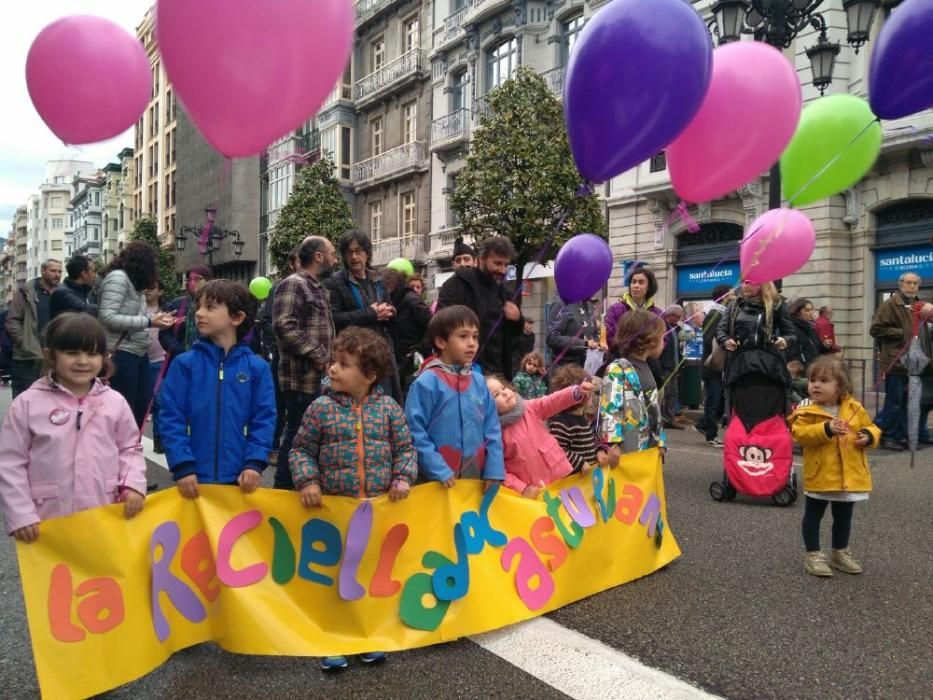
[
  {"left": 404, "top": 305, "right": 504, "bottom": 487},
  {"left": 159, "top": 280, "right": 276, "bottom": 496}
]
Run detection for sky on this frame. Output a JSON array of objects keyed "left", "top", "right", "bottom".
[{"left": 0, "top": 1, "right": 153, "bottom": 235}]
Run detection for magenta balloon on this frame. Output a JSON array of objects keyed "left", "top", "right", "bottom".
[
  {"left": 156, "top": 0, "right": 353, "bottom": 157},
  {"left": 554, "top": 234, "right": 613, "bottom": 304},
  {"left": 668, "top": 43, "right": 801, "bottom": 203},
  {"left": 26, "top": 16, "right": 150, "bottom": 145},
  {"left": 740, "top": 208, "right": 815, "bottom": 284}
]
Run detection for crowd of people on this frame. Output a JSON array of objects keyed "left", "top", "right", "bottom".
[{"left": 0, "top": 230, "right": 930, "bottom": 668}]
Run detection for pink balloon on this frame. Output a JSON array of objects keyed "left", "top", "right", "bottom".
[
  {"left": 156, "top": 0, "right": 353, "bottom": 158},
  {"left": 740, "top": 208, "right": 815, "bottom": 284},
  {"left": 667, "top": 42, "right": 801, "bottom": 203},
  {"left": 26, "top": 16, "right": 151, "bottom": 145}
]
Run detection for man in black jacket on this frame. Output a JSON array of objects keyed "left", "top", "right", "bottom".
[
  {"left": 437, "top": 236, "right": 523, "bottom": 378},
  {"left": 50, "top": 255, "right": 97, "bottom": 319},
  {"left": 324, "top": 229, "right": 401, "bottom": 401}
]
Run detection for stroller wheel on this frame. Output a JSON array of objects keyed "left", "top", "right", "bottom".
[
  {"left": 709, "top": 482, "right": 726, "bottom": 502},
  {"left": 772, "top": 488, "right": 794, "bottom": 507},
  {"left": 724, "top": 484, "right": 737, "bottom": 501}
]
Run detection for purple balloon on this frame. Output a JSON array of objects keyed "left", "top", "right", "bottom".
[
  {"left": 564, "top": 0, "right": 713, "bottom": 183},
  {"left": 869, "top": 0, "right": 933, "bottom": 120},
  {"left": 554, "top": 234, "right": 613, "bottom": 304}
]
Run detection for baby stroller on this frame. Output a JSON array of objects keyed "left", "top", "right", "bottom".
[{"left": 709, "top": 413, "right": 797, "bottom": 506}]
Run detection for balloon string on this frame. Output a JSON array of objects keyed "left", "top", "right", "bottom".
[{"left": 785, "top": 117, "right": 880, "bottom": 207}]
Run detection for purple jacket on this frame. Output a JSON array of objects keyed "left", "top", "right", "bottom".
[{"left": 604, "top": 294, "right": 663, "bottom": 351}]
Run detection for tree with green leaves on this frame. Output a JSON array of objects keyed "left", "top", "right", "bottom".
[
  {"left": 130, "top": 215, "right": 181, "bottom": 300},
  {"left": 268, "top": 155, "right": 354, "bottom": 273},
  {"left": 450, "top": 66, "right": 606, "bottom": 286}
]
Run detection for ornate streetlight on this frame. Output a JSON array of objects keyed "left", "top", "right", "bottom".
[
  {"left": 709, "top": 0, "right": 882, "bottom": 209},
  {"left": 175, "top": 207, "right": 244, "bottom": 262}
]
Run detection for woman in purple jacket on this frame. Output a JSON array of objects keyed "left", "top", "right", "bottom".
[{"left": 604, "top": 266, "right": 663, "bottom": 354}]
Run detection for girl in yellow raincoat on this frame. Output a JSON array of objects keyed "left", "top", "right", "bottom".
[{"left": 788, "top": 356, "right": 881, "bottom": 578}]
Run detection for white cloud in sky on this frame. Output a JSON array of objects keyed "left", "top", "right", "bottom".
[{"left": 0, "top": 1, "right": 153, "bottom": 234}]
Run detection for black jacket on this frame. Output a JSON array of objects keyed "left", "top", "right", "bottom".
[
  {"left": 49, "top": 278, "right": 97, "bottom": 320},
  {"left": 546, "top": 301, "right": 599, "bottom": 368},
  {"left": 715, "top": 296, "right": 796, "bottom": 386},
  {"left": 437, "top": 267, "right": 523, "bottom": 378},
  {"left": 388, "top": 286, "right": 431, "bottom": 363},
  {"left": 324, "top": 269, "right": 393, "bottom": 341},
  {"left": 789, "top": 317, "right": 825, "bottom": 367},
  {"left": 700, "top": 304, "right": 726, "bottom": 379}
]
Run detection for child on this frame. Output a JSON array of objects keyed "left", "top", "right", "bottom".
[
  {"left": 548, "top": 364, "right": 609, "bottom": 474},
  {"left": 512, "top": 352, "right": 548, "bottom": 400},
  {"left": 599, "top": 310, "right": 667, "bottom": 455},
  {"left": 405, "top": 305, "right": 505, "bottom": 487},
  {"left": 159, "top": 280, "right": 276, "bottom": 497},
  {"left": 786, "top": 359, "right": 809, "bottom": 405},
  {"left": 486, "top": 374, "right": 593, "bottom": 498},
  {"left": 290, "top": 327, "right": 416, "bottom": 670},
  {"left": 788, "top": 356, "right": 880, "bottom": 578},
  {"left": 0, "top": 313, "right": 146, "bottom": 541}
]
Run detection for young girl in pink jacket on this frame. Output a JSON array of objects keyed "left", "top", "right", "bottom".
[
  {"left": 486, "top": 375, "right": 594, "bottom": 498},
  {"left": 0, "top": 313, "right": 147, "bottom": 543}
]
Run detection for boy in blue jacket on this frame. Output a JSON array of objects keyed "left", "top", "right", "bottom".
[
  {"left": 159, "top": 280, "right": 276, "bottom": 497},
  {"left": 404, "top": 305, "right": 504, "bottom": 487}
]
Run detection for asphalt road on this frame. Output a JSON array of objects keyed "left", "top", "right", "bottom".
[{"left": 1, "top": 385, "right": 931, "bottom": 699}]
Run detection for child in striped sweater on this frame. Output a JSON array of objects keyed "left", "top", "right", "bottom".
[{"left": 548, "top": 365, "right": 613, "bottom": 473}]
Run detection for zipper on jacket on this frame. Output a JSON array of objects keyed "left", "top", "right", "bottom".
[
  {"left": 76, "top": 409, "right": 83, "bottom": 430},
  {"left": 355, "top": 400, "right": 366, "bottom": 499},
  {"left": 214, "top": 361, "right": 224, "bottom": 482}
]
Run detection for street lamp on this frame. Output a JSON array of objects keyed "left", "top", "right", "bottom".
[
  {"left": 175, "top": 206, "right": 244, "bottom": 261},
  {"left": 710, "top": 0, "right": 883, "bottom": 209}
]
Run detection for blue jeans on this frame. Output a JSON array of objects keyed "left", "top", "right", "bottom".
[
  {"left": 149, "top": 361, "right": 164, "bottom": 440},
  {"left": 110, "top": 350, "right": 152, "bottom": 428},
  {"left": 874, "top": 373, "right": 907, "bottom": 441}
]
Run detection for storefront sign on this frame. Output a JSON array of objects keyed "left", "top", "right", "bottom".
[
  {"left": 875, "top": 245, "right": 933, "bottom": 286},
  {"left": 676, "top": 262, "right": 740, "bottom": 297}
]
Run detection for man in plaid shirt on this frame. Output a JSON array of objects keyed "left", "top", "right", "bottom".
[{"left": 272, "top": 236, "right": 338, "bottom": 489}]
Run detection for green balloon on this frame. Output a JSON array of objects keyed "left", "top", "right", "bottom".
[
  {"left": 780, "top": 94, "right": 882, "bottom": 206},
  {"left": 387, "top": 257, "right": 414, "bottom": 277},
  {"left": 249, "top": 276, "right": 273, "bottom": 300}
]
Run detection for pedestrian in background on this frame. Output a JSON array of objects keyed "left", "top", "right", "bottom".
[
  {"left": 814, "top": 305, "right": 841, "bottom": 354},
  {"left": 789, "top": 356, "right": 880, "bottom": 577},
  {"left": 5, "top": 258, "right": 62, "bottom": 397},
  {"left": 0, "top": 313, "right": 147, "bottom": 543},
  {"left": 604, "top": 265, "right": 663, "bottom": 355},
  {"left": 696, "top": 283, "right": 733, "bottom": 447},
  {"left": 512, "top": 351, "right": 548, "bottom": 399},
  {"left": 50, "top": 255, "right": 97, "bottom": 320},
  {"left": 160, "top": 265, "right": 214, "bottom": 358},
  {"left": 289, "top": 327, "right": 416, "bottom": 671}
]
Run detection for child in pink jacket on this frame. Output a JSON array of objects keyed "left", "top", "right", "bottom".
[
  {"left": 486, "top": 375, "right": 594, "bottom": 498},
  {"left": 0, "top": 313, "right": 147, "bottom": 542}
]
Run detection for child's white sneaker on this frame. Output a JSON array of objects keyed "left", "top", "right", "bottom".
[
  {"left": 830, "top": 548, "right": 863, "bottom": 574},
  {"left": 804, "top": 551, "right": 833, "bottom": 577}
]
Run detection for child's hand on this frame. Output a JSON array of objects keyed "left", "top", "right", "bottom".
[
  {"left": 522, "top": 481, "right": 545, "bottom": 499},
  {"left": 597, "top": 445, "right": 622, "bottom": 468},
  {"left": 443, "top": 476, "right": 457, "bottom": 488},
  {"left": 300, "top": 483, "right": 322, "bottom": 508},
  {"left": 177, "top": 475, "right": 199, "bottom": 499},
  {"left": 238, "top": 469, "right": 261, "bottom": 494},
  {"left": 578, "top": 380, "right": 595, "bottom": 396},
  {"left": 581, "top": 462, "right": 594, "bottom": 474},
  {"left": 12, "top": 523, "right": 39, "bottom": 543},
  {"left": 854, "top": 432, "right": 870, "bottom": 448},
  {"left": 829, "top": 418, "right": 849, "bottom": 436},
  {"left": 388, "top": 480, "right": 410, "bottom": 502},
  {"left": 121, "top": 489, "right": 145, "bottom": 519}
]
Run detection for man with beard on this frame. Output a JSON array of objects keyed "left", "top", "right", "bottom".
[
  {"left": 272, "top": 236, "right": 338, "bottom": 488},
  {"left": 437, "top": 236, "right": 523, "bottom": 378}
]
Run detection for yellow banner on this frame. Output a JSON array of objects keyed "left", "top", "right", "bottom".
[{"left": 16, "top": 448, "right": 679, "bottom": 699}]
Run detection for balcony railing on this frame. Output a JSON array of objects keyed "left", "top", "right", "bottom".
[
  {"left": 431, "top": 109, "right": 469, "bottom": 150},
  {"left": 443, "top": 7, "right": 468, "bottom": 43},
  {"left": 372, "top": 234, "right": 431, "bottom": 265},
  {"left": 352, "top": 142, "right": 427, "bottom": 187},
  {"left": 354, "top": 0, "right": 399, "bottom": 25},
  {"left": 542, "top": 65, "right": 566, "bottom": 98},
  {"left": 355, "top": 49, "right": 424, "bottom": 104}
]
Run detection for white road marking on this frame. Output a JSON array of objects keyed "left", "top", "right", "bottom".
[
  {"left": 140, "top": 436, "right": 169, "bottom": 470},
  {"left": 470, "top": 617, "right": 720, "bottom": 700}
]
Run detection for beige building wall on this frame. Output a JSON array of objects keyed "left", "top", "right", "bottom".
[
  {"left": 13, "top": 206, "right": 28, "bottom": 288},
  {"left": 134, "top": 8, "right": 178, "bottom": 250}
]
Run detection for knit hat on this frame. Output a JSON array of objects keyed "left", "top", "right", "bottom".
[{"left": 453, "top": 237, "right": 474, "bottom": 258}]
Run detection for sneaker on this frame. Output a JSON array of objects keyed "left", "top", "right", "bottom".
[
  {"left": 804, "top": 551, "right": 833, "bottom": 577},
  {"left": 707, "top": 438, "right": 724, "bottom": 448},
  {"left": 359, "top": 652, "right": 387, "bottom": 664},
  {"left": 320, "top": 656, "right": 349, "bottom": 671},
  {"left": 880, "top": 438, "right": 904, "bottom": 451},
  {"left": 830, "top": 548, "right": 863, "bottom": 574}
]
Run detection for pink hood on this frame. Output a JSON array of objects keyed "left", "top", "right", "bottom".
[{"left": 0, "top": 376, "right": 147, "bottom": 534}]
